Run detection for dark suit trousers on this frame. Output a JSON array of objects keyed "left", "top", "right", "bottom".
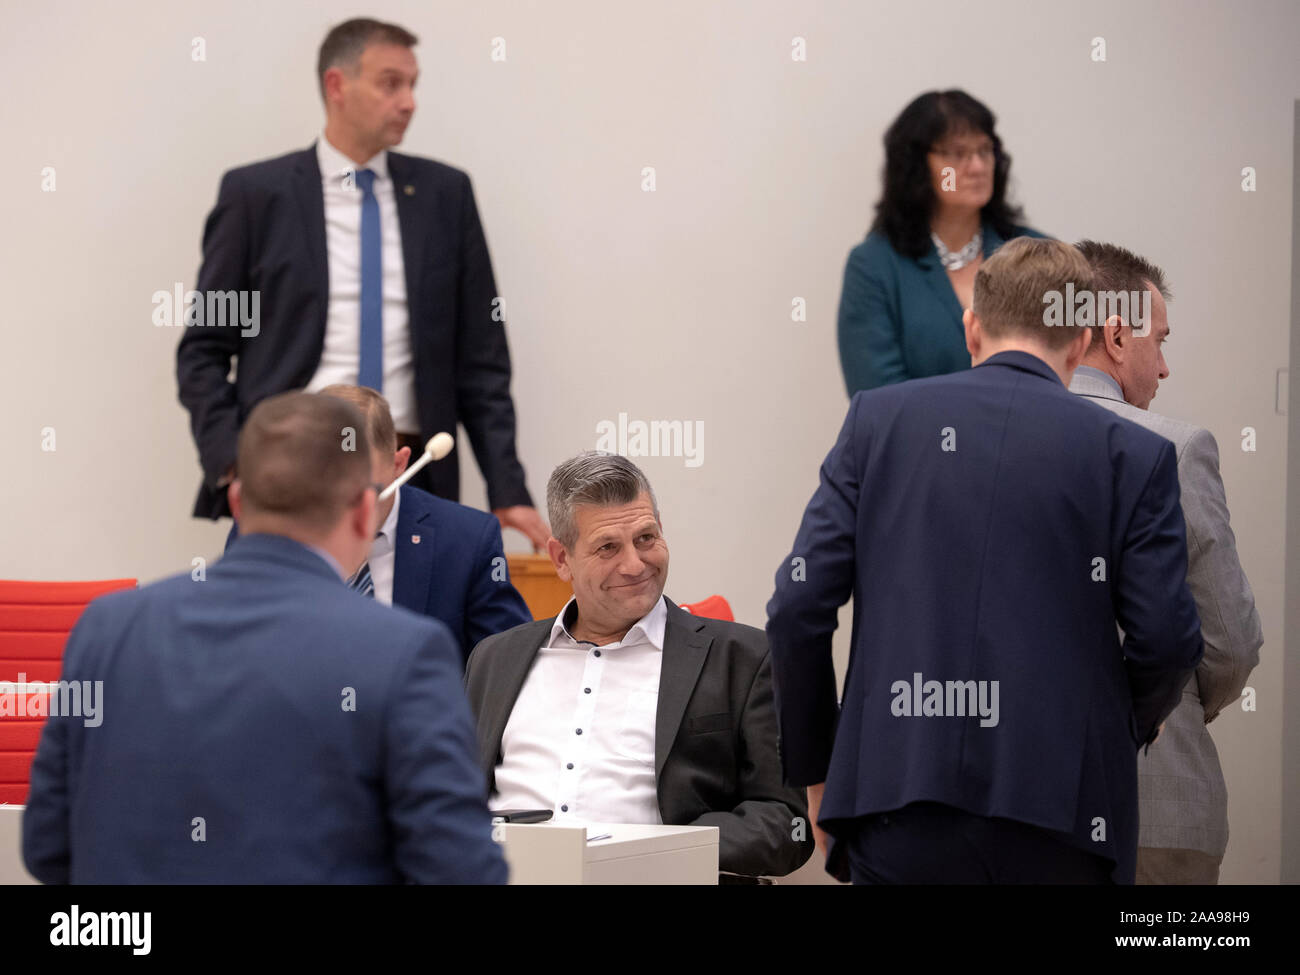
[{"left": 842, "top": 802, "right": 1114, "bottom": 884}]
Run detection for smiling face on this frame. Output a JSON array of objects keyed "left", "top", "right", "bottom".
[
  {"left": 927, "top": 125, "right": 996, "bottom": 213},
  {"left": 549, "top": 493, "right": 668, "bottom": 642},
  {"left": 325, "top": 42, "right": 417, "bottom": 154}
]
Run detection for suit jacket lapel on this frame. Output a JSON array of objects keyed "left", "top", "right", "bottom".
[
  {"left": 392, "top": 487, "right": 433, "bottom": 612},
  {"left": 483, "top": 623, "right": 550, "bottom": 781},
  {"left": 292, "top": 145, "right": 329, "bottom": 355},
  {"left": 917, "top": 246, "right": 963, "bottom": 327},
  {"left": 387, "top": 152, "right": 426, "bottom": 327},
  {"left": 655, "top": 599, "right": 711, "bottom": 778}
]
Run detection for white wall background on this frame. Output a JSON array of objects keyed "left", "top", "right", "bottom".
[{"left": 2, "top": 0, "right": 1294, "bottom": 883}]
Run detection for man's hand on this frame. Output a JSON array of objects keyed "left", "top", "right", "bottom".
[
  {"left": 807, "top": 782, "right": 830, "bottom": 860},
  {"left": 494, "top": 505, "right": 550, "bottom": 552}
]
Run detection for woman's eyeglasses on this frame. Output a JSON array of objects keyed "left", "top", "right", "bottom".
[{"left": 930, "top": 143, "right": 997, "bottom": 166}]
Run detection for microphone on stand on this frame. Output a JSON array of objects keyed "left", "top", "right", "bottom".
[{"left": 378, "top": 432, "right": 454, "bottom": 501}]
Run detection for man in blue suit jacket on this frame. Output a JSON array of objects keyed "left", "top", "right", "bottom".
[
  {"left": 767, "top": 238, "right": 1203, "bottom": 884},
  {"left": 23, "top": 392, "right": 507, "bottom": 884},
  {"left": 392, "top": 483, "right": 534, "bottom": 662},
  {"left": 224, "top": 386, "right": 533, "bottom": 663},
  {"left": 320, "top": 384, "right": 532, "bottom": 663}
]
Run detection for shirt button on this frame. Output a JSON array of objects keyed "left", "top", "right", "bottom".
[
  {"left": 575, "top": 728, "right": 582, "bottom": 735},
  {"left": 566, "top": 763, "right": 574, "bottom": 769},
  {"left": 594, "top": 650, "right": 601, "bottom": 657},
  {"left": 584, "top": 687, "right": 591, "bottom": 694},
  {"left": 561, "top": 804, "right": 568, "bottom": 812}
]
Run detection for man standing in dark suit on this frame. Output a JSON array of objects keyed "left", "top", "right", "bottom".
[
  {"left": 23, "top": 393, "right": 506, "bottom": 883},
  {"left": 319, "top": 384, "right": 532, "bottom": 664},
  {"left": 766, "top": 237, "right": 1203, "bottom": 884},
  {"left": 177, "top": 17, "right": 548, "bottom": 549},
  {"left": 465, "top": 452, "right": 813, "bottom": 878}
]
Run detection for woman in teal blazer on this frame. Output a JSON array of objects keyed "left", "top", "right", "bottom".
[{"left": 838, "top": 90, "right": 1046, "bottom": 394}]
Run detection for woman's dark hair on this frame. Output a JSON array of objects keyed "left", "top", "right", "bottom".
[{"left": 870, "top": 90, "right": 1026, "bottom": 259}]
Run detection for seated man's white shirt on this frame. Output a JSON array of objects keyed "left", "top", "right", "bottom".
[
  {"left": 367, "top": 490, "right": 401, "bottom": 606},
  {"left": 492, "top": 595, "right": 666, "bottom": 825}
]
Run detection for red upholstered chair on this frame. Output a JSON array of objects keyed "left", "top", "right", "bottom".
[
  {"left": 0, "top": 579, "right": 136, "bottom": 805},
  {"left": 678, "top": 594, "right": 734, "bottom": 622}
]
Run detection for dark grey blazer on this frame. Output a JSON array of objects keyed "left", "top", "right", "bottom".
[{"left": 464, "top": 598, "right": 814, "bottom": 877}]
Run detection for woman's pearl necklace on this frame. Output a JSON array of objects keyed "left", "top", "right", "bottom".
[{"left": 932, "top": 230, "right": 982, "bottom": 271}]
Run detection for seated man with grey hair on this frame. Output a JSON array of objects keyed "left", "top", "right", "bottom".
[{"left": 464, "top": 451, "right": 814, "bottom": 878}]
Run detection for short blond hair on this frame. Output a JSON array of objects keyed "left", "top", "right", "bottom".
[
  {"left": 236, "top": 392, "right": 371, "bottom": 533},
  {"left": 973, "top": 237, "right": 1096, "bottom": 348}
]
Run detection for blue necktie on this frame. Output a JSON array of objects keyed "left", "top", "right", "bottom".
[
  {"left": 355, "top": 168, "right": 383, "bottom": 391},
  {"left": 349, "top": 561, "right": 374, "bottom": 599}
]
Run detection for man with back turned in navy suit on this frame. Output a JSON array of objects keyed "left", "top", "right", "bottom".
[
  {"left": 23, "top": 392, "right": 506, "bottom": 883},
  {"left": 318, "top": 383, "right": 533, "bottom": 664},
  {"left": 766, "top": 237, "right": 1203, "bottom": 884},
  {"left": 177, "top": 17, "right": 549, "bottom": 550}
]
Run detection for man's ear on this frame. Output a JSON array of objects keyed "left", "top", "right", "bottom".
[
  {"left": 353, "top": 485, "right": 377, "bottom": 542},
  {"left": 547, "top": 537, "right": 571, "bottom": 582},
  {"left": 964, "top": 308, "right": 982, "bottom": 361},
  {"left": 228, "top": 480, "right": 243, "bottom": 521},
  {"left": 322, "top": 66, "right": 347, "bottom": 109},
  {"left": 393, "top": 445, "right": 412, "bottom": 477},
  {"left": 1102, "top": 314, "right": 1126, "bottom": 364}
]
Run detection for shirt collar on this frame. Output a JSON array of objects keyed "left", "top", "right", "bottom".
[
  {"left": 376, "top": 487, "right": 401, "bottom": 544},
  {"left": 1072, "top": 365, "right": 1125, "bottom": 400},
  {"left": 548, "top": 594, "right": 667, "bottom": 650},
  {"left": 317, "top": 131, "right": 389, "bottom": 183}
]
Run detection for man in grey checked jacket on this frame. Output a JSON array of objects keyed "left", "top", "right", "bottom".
[{"left": 1068, "top": 240, "right": 1263, "bottom": 884}]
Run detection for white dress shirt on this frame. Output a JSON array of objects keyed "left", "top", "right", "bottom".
[
  {"left": 367, "top": 489, "right": 401, "bottom": 606},
  {"left": 492, "top": 595, "right": 667, "bottom": 825},
  {"left": 305, "top": 133, "right": 418, "bottom": 433}
]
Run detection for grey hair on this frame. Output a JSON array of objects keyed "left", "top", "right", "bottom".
[{"left": 547, "top": 452, "right": 660, "bottom": 550}]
